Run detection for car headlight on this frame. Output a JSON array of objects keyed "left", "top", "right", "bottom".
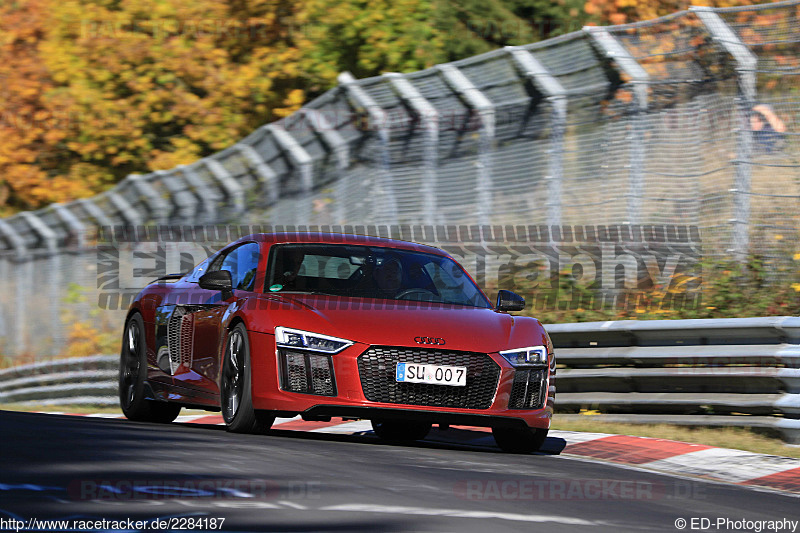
[
  {"left": 499, "top": 345, "right": 548, "bottom": 366},
  {"left": 275, "top": 326, "right": 353, "bottom": 354}
]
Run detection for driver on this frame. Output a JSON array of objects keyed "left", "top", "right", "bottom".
[{"left": 373, "top": 257, "right": 403, "bottom": 293}]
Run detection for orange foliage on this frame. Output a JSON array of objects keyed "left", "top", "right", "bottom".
[
  {"left": 0, "top": 0, "right": 314, "bottom": 214},
  {"left": 584, "top": 0, "right": 773, "bottom": 26},
  {"left": 0, "top": 0, "right": 446, "bottom": 215}
]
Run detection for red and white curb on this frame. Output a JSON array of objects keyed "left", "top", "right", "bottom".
[{"left": 43, "top": 412, "right": 800, "bottom": 495}]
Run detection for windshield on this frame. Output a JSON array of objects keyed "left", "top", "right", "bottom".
[{"left": 266, "top": 244, "right": 490, "bottom": 308}]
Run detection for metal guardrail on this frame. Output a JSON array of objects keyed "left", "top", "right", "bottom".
[
  {"left": 0, "top": 355, "right": 118, "bottom": 406},
  {"left": 550, "top": 317, "right": 800, "bottom": 443},
  {"left": 2, "top": 318, "right": 800, "bottom": 442}
]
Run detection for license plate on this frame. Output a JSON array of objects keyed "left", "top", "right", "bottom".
[{"left": 395, "top": 362, "right": 467, "bottom": 387}]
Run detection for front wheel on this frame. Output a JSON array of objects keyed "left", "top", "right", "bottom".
[
  {"left": 371, "top": 420, "right": 432, "bottom": 442},
  {"left": 119, "top": 313, "right": 181, "bottom": 423},
  {"left": 492, "top": 426, "right": 548, "bottom": 454},
  {"left": 221, "top": 323, "right": 274, "bottom": 433}
]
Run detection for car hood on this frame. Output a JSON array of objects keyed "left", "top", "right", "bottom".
[{"left": 251, "top": 293, "right": 547, "bottom": 354}]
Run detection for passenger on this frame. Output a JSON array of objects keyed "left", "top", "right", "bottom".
[
  {"left": 280, "top": 248, "right": 306, "bottom": 289},
  {"left": 750, "top": 104, "right": 787, "bottom": 153}
]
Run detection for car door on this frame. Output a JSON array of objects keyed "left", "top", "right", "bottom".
[{"left": 177, "top": 242, "right": 262, "bottom": 395}]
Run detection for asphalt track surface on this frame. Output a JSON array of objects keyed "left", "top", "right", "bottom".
[{"left": 0, "top": 410, "right": 795, "bottom": 532}]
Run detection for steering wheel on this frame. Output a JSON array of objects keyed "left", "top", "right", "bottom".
[{"left": 395, "top": 288, "right": 438, "bottom": 300}]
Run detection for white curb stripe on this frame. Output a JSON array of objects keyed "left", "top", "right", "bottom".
[
  {"left": 641, "top": 447, "right": 800, "bottom": 483},
  {"left": 550, "top": 430, "right": 615, "bottom": 446}
]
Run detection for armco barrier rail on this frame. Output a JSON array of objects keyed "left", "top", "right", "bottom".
[
  {"left": 2, "top": 317, "right": 800, "bottom": 442},
  {"left": 0, "top": 355, "right": 118, "bottom": 406},
  {"left": 551, "top": 316, "right": 800, "bottom": 443}
]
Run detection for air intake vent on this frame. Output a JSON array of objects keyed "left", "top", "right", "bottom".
[
  {"left": 508, "top": 368, "right": 547, "bottom": 410},
  {"left": 279, "top": 349, "right": 336, "bottom": 396}
]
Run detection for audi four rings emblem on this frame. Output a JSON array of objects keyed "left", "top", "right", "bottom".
[{"left": 414, "top": 336, "right": 446, "bottom": 345}]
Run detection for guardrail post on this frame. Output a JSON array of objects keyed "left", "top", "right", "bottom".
[
  {"left": 438, "top": 64, "right": 495, "bottom": 227},
  {"left": 508, "top": 47, "right": 568, "bottom": 233},
  {"left": 233, "top": 144, "right": 280, "bottom": 206},
  {"left": 692, "top": 6, "right": 757, "bottom": 262},
  {"left": 385, "top": 72, "right": 439, "bottom": 226},
  {"left": 585, "top": 28, "right": 650, "bottom": 226},
  {"left": 0, "top": 220, "right": 28, "bottom": 356},
  {"left": 338, "top": 72, "right": 397, "bottom": 226},
  {"left": 266, "top": 124, "right": 314, "bottom": 225}
]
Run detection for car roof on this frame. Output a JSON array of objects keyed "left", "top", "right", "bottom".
[{"left": 235, "top": 232, "right": 449, "bottom": 257}]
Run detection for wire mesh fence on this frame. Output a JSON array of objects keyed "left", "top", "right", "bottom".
[{"left": 0, "top": 1, "right": 798, "bottom": 357}]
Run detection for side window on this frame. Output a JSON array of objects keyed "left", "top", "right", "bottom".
[{"left": 211, "top": 242, "right": 261, "bottom": 292}]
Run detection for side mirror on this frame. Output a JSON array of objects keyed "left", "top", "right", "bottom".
[
  {"left": 496, "top": 290, "right": 525, "bottom": 312},
  {"left": 199, "top": 270, "right": 233, "bottom": 298}
]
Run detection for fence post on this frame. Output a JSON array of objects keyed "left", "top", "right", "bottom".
[
  {"left": 204, "top": 159, "right": 246, "bottom": 215},
  {"left": 19, "top": 212, "right": 60, "bottom": 356},
  {"left": 298, "top": 108, "right": 350, "bottom": 170},
  {"left": 298, "top": 108, "right": 351, "bottom": 225},
  {"left": 385, "top": 72, "right": 439, "bottom": 226},
  {"left": 266, "top": 124, "right": 314, "bottom": 225},
  {"left": 78, "top": 198, "right": 113, "bottom": 232},
  {"left": 53, "top": 203, "right": 86, "bottom": 249},
  {"left": 692, "top": 6, "right": 758, "bottom": 262},
  {"left": 233, "top": 144, "right": 280, "bottom": 206},
  {"left": 585, "top": 27, "right": 650, "bottom": 226},
  {"left": 178, "top": 165, "right": 221, "bottom": 223},
  {"left": 107, "top": 191, "right": 144, "bottom": 227},
  {"left": 508, "top": 47, "right": 568, "bottom": 233},
  {"left": 152, "top": 170, "right": 196, "bottom": 224},
  {"left": 438, "top": 64, "right": 496, "bottom": 227},
  {"left": 0, "top": 220, "right": 27, "bottom": 356},
  {"left": 338, "top": 71, "right": 397, "bottom": 226},
  {"left": 53, "top": 202, "right": 91, "bottom": 337},
  {"left": 125, "top": 174, "right": 171, "bottom": 225}
]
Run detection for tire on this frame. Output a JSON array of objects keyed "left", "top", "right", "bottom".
[
  {"left": 371, "top": 419, "right": 432, "bottom": 442},
  {"left": 221, "top": 323, "right": 274, "bottom": 433},
  {"left": 492, "top": 426, "right": 548, "bottom": 454},
  {"left": 119, "top": 313, "right": 181, "bottom": 423}
]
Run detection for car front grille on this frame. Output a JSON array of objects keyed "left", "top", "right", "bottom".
[
  {"left": 508, "top": 368, "right": 547, "bottom": 409},
  {"left": 357, "top": 346, "right": 501, "bottom": 409}
]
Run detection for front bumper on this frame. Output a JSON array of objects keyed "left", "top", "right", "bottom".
[{"left": 249, "top": 332, "right": 554, "bottom": 430}]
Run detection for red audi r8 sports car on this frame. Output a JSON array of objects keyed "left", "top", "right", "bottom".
[{"left": 119, "top": 233, "right": 555, "bottom": 453}]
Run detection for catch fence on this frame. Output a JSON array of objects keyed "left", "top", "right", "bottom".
[{"left": 0, "top": 1, "right": 798, "bottom": 356}]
